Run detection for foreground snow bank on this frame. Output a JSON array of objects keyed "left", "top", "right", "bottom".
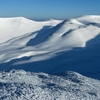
[{"left": 0, "top": 70, "right": 100, "bottom": 100}]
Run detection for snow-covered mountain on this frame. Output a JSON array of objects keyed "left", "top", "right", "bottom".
[
  {"left": 0, "top": 70, "right": 100, "bottom": 100},
  {"left": 0, "top": 15, "right": 100, "bottom": 100},
  {"left": 0, "top": 15, "right": 100, "bottom": 79},
  {"left": 0, "top": 17, "right": 62, "bottom": 44}
]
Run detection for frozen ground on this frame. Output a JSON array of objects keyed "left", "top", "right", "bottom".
[{"left": 0, "top": 70, "right": 100, "bottom": 100}]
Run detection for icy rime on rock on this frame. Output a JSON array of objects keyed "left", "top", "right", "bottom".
[{"left": 0, "top": 70, "right": 100, "bottom": 100}]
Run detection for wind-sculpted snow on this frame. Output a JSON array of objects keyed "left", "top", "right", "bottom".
[
  {"left": 1, "top": 15, "right": 100, "bottom": 79},
  {"left": 0, "top": 17, "right": 62, "bottom": 43},
  {"left": 0, "top": 70, "right": 99, "bottom": 100},
  {"left": 76, "top": 15, "right": 100, "bottom": 24}
]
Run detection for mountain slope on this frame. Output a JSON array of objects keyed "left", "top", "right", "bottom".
[
  {"left": 0, "top": 17, "right": 62, "bottom": 44},
  {"left": 0, "top": 15, "right": 100, "bottom": 79}
]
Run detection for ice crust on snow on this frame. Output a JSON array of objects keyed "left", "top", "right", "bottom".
[{"left": 0, "top": 70, "right": 100, "bottom": 100}]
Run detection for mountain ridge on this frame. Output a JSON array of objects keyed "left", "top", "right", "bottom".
[
  {"left": 0, "top": 17, "right": 62, "bottom": 43},
  {"left": 0, "top": 15, "right": 100, "bottom": 79}
]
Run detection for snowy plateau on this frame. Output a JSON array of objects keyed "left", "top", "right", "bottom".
[{"left": 0, "top": 15, "right": 100, "bottom": 100}]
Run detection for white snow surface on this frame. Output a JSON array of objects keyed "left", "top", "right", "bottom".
[
  {"left": 0, "top": 15, "right": 100, "bottom": 63},
  {"left": 0, "top": 17, "right": 62, "bottom": 43},
  {"left": 0, "top": 69, "right": 100, "bottom": 100},
  {"left": 0, "top": 15, "right": 100, "bottom": 79},
  {"left": 0, "top": 15, "right": 100, "bottom": 99}
]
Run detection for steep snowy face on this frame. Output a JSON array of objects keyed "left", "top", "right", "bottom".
[
  {"left": 0, "top": 17, "right": 62, "bottom": 43},
  {"left": 0, "top": 70, "right": 100, "bottom": 100}
]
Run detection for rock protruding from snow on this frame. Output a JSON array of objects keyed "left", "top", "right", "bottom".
[{"left": 0, "top": 70, "right": 100, "bottom": 100}]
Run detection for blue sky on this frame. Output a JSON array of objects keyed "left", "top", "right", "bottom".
[{"left": 0, "top": 0, "right": 100, "bottom": 20}]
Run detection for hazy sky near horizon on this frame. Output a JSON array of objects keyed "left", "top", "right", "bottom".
[{"left": 0, "top": 0, "right": 100, "bottom": 20}]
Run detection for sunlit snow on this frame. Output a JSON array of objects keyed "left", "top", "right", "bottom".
[{"left": 0, "top": 15, "right": 100, "bottom": 100}]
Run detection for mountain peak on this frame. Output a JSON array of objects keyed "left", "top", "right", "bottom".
[{"left": 76, "top": 15, "right": 100, "bottom": 24}]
